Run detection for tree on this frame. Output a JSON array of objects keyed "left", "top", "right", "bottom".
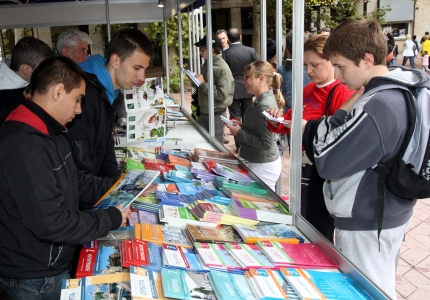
[{"left": 145, "top": 13, "right": 196, "bottom": 93}]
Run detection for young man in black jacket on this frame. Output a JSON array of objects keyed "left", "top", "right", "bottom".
[
  {"left": 67, "top": 28, "right": 154, "bottom": 181},
  {"left": 0, "top": 56, "right": 130, "bottom": 300}
]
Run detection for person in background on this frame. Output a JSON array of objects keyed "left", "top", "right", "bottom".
[
  {"left": 216, "top": 29, "right": 229, "bottom": 51},
  {"left": 413, "top": 35, "right": 420, "bottom": 54},
  {"left": 417, "top": 50, "right": 429, "bottom": 72},
  {"left": 0, "top": 36, "right": 54, "bottom": 125},
  {"left": 420, "top": 31, "right": 429, "bottom": 44},
  {"left": 222, "top": 28, "right": 258, "bottom": 151},
  {"left": 422, "top": 36, "right": 430, "bottom": 56},
  {"left": 304, "top": 19, "right": 422, "bottom": 298},
  {"left": 267, "top": 34, "right": 354, "bottom": 242},
  {"left": 386, "top": 33, "right": 398, "bottom": 66},
  {"left": 276, "top": 31, "right": 311, "bottom": 111},
  {"left": 320, "top": 27, "right": 331, "bottom": 36},
  {"left": 192, "top": 35, "right": 234, "bottom": 144},
  {"left": 402, "top": 34, "right": 416, "bottom": 68},
  {"left": 0, "top": 56, "right": 130, "bottom": 300},
  {"left": 67, "top": 28, "right": 154, "bottom": 181},
  {"left": 225, "top": 61, "right": 283, "bottom": 191},
  {"left": 267, "top": 38, "right": 277, "bottom": 70},
  {"left": 57, "top": 28, "right": 93, "bottom": 64}
]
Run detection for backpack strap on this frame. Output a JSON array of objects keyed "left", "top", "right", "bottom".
[
  {"left": 375, "top": 89, "right": 416, "bottom": 249},
  {"left": 325, "top": 83, "right": 341, "bottom": 117}
]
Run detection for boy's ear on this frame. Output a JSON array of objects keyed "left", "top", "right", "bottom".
[
  {"left": 109, "top": 54, "right": 120, "bottom": 69},
  {"left": 363, "top": 53, "right": 375, "bottom": 68}
]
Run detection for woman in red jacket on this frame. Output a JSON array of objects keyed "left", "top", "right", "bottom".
[{"left": 267, "top": 34, "right": 354, "bottom": 242}]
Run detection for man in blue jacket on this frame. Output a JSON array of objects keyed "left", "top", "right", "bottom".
[
  {"left": 0, "top": 56, "right": 130, "bottom": 300},
  {"left": 67, "top": 28, "right": 154, "bottom": 181}
]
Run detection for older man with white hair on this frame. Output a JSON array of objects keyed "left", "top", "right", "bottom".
[{"left": 57, "top": 28, "right": 93, "bottom": 63}]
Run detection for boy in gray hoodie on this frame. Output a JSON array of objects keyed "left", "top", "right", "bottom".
[{"left": 303, "top": 19, "right": 430, "bottom": 298}]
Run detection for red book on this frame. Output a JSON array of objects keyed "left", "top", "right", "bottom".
[
  {"left": 131, "top": 238, "right": 150, "bottom": 266},
  {"left": 76, "top": 247, "right": 98, "bottom": 278},
  {"left": 145, "top": 162, "right": 174, "bottom": 172}
]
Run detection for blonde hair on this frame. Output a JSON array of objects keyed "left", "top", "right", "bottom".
[{"left": 244, "top": 61, "right": 285, "bottom": 109}]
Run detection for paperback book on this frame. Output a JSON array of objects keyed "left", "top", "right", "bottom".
[
  {"left": 185, "top": 223, "right": 238, "bottom": 243},
  {"left": 162, "top": 244, "right": 209, "bottom": 272},
  {"left": 93, "top": 170, "right": 160, "bottom": 210},
  {"left": 232, "top": 223, "right": 304, "bottom": 244},
  {"left": 229, "top": 197, "right": 292, "bottom": 224},
  {"left": 245, "top": 268, "right": 288, "bottom": 300},
  {"left": 82, "top": 272, "right": 131, "bottom": 300},
  {"left": 129, "top": 266, "right": 167, "bottom": 299},
  {"left": 209, "top": 270, "right": 257, "bottom": 300},
  {"left": 224, "top": 243, "right": 275, "bottom": 270},
  {"left": 137, "top": 222, "right": 193, "bottom": 249}
]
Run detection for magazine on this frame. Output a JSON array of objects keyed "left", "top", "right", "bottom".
[{"left": 93, "top": 170, "right": 160, "bottom": 211}]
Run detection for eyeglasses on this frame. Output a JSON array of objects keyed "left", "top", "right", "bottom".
[{"left": 66, "top": 46, "right": 90, "bottom": 58}]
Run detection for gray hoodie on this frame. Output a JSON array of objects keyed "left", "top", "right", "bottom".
[
  {"left": 313, "top": 66, "right": 430, "bottom": 231},
  {"left": 0, "top": 62, "right": 27, "bottom": 90}
]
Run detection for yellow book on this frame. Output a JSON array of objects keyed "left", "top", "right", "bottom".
[{"left": 139, "top": 222, "right": 193, "bottom": 249}]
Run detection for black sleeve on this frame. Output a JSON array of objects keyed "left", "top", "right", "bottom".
[
  {"left": 98, "top": 134, "right": 121, "bottom": 181},
  {"left": 77, "top": 172, "right": 115, "bottom": 210},
  {"left": 303, "top": 118, "right": 324, "bottom": 164}
]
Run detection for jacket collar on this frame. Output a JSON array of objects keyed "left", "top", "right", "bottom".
[
  {"left": 254, "top": 90, "right": 274, "bottom": 106},
  {"left": 6, "top": 99, "right": 66, "bottom": 136}
]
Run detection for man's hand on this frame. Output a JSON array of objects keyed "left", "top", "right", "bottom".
[
  {"left": 115, "top": 204, "right": 132, "bottom": 227},
  {"left": 339, "top": 86, "right": 365, "bottom": 112},
  {"left": 195, "top": 74, "right": 205, "bottom": 84}
]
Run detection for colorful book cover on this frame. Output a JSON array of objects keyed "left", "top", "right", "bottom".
[
  {"left": 224, "top": 243, "right": 275, "bottom": 270},
  {"left": 230, "top": 197, "right": 292, "bottom": 224},
  {"left": 277, "top": 242, "right": 338, "bottom": 269},
  {"left": 76, "top": 248, "right": 98, "bottom": 278},
  {"left": 232, "top": 223, "right": 304, "bottom": 244},
  {"left": 246, "top": 269, "right": 288, "bottom": 300},
  {"left": 279, "top": 268, "right": 324, "bottom": 300},
  {"left": 94, "top": 245, "right": 124, "bottom": 275},
  {"left": 162, "top": 244, "right": 208, "bottom": 272},
  {"left": 123, "top": 77, "right": 163, "bottom": 111},
  {"left": 129, "top": 266, "right": 166, "bottom": 299},
  {"left": 209, "top": 271, "right": 260, "bottom": 300},
  {"left": 194, "top": 242, "right": 242, "bottom": 271},
  {"left": 256, "top": 241, "right": 294, "bottom": 266},
  {"left": 127, "top": 107, "right": 166, "bottom": 142},
  {"left": 93, "top": 170, "right": 160, "bottom": 210},
  {"left": 138, "top": 210, "right": 159, "bottom": 224},
  {"left": 82, "top": 272, "right": 131, "bottom": 300},
  {"left": 60, "top": 278, "right": 82, "bottom": 300},
  {"left": 147, "top": 242, "right": 163, "bottom": 272},
  {"left": 185, "top": 224, "right": 237, "bottom": 243},
  {"left": 161, "top": 268, "right": 216, "bottom": 300},
  {"left": 303, "top": 269, "right": 372, "bottom": 299},
  {"left": 140, "top": 222, "right": 192, "bottom": 248}
]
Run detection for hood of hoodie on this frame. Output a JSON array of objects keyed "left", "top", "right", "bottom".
[
  {"left": 78, "top": 54, "right": 119, "bottom": 104},
  {"left": 365, "top": 66, "right": 430, "bottom": 97},
  {"left": 0, "top": 62, "right": 28, "bottom": 90}
]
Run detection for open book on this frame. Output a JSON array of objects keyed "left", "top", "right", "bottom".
[
  {"left": 262, "top": 110, "right": 290, "bottom": 125},
  {"left": 180, "top": 67, "right": 201, "bottom": 87},
  {"left": 93, "top": 170, "right": 160, "bottom": 211}
]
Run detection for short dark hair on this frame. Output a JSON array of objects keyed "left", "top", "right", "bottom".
[
  {"left": 216, "top": 29, "right": 227, "bottom": 36},
  {"left": 227, "top": 28, "right": 241, "bottom": 43},
  {"left": 324, "top": 19, "right": 387, "bottom": 66},
  {"left": 425, "top": 32, "right": 429, "bottom": 35},
  {"left": 106, "top": 28, "right": 154, "bottom": 62},
  {"left": 31, "top": 56, "right": 87, "bottom": 96},
  {"left": 267, "top": 38, "right": 276, "bottom": 61},
  {"left": 10, "top": 37, "right": 54, "bottom": 71}
]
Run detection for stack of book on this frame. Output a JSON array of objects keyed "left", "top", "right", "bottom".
[
  {"left": 135, "top": 222, "right": 193, "bottom": 249},
  {"left": 229, "top": 197, "right": 292, "bottom": 224},
  {"left": 163, "top": 170, "right": 193, "bottom": 183},
  {"left": 193, "top": 148, "right": 239, "bottom": 164},
  {"left": 184, "top": 224, "right": 240, "bottom": 244},
  {"left": 232, "top": 223, "right": 305, "bottom": 244},
  {"left": 194, "top": 242, "right": 243, "bottom": 274},
  {"left": 159, "top": 204, "right": 219, "bottom": 228}
]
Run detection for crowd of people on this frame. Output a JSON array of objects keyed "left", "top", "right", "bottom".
[{"left": 0, "top": 21, "right": 428, "bottom": 300}]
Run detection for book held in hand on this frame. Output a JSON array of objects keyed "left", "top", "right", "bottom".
[{"left": 93, "top": 170, "right": 160, "bottom": 211}]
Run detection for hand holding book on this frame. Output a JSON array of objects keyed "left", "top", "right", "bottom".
[{"left": 263, "top": 109, "right": 290, "bottom": 127}]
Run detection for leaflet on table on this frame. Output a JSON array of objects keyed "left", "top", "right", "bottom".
[
  {"left": 126, "top": 107, "right": 166, "bottom": 142},
  {"left": 93, "top": 170, "right": 160, "bottom": 210}
]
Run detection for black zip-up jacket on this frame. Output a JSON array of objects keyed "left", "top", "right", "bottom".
[
  {"left": 67, "top": 73, "right": 122, "bottom": 181},
  {"left": 0, "top": 100, "right": 122, "bottom": 279}
]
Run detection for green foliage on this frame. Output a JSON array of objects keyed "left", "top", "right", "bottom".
[
  {"left": 163, "top": 54, "right": 190, "bottom": 93},
  {"left": 91, "top": 23, "right": 134, "bottom": 36}
]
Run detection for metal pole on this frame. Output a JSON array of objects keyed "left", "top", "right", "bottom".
[
  {"left": 275, "top": 0, "right": 282, "bottom": 196},
  {"left": 188, "top": 7, "right": 193, "bottom": 73},
  {"left": 206, "top": 0, "right": 215, "bottom": 141},
  {"left": 105, "top": 0, "right": 111, "bottom": 41},
  {"left": 177, "top": 0, "right": 184, "bottom": 107},
  {"left": 276, "top": 0, "right": 282, "bottom": 69},
  {"left": 290, "top": 0, "right": 305, "bottom": 224},
  {"left": 260, "top": 0, "right": 267, "bottom": 60},
  {"left": 164, "top": 19, "right": 170, "bottom": 95}
]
